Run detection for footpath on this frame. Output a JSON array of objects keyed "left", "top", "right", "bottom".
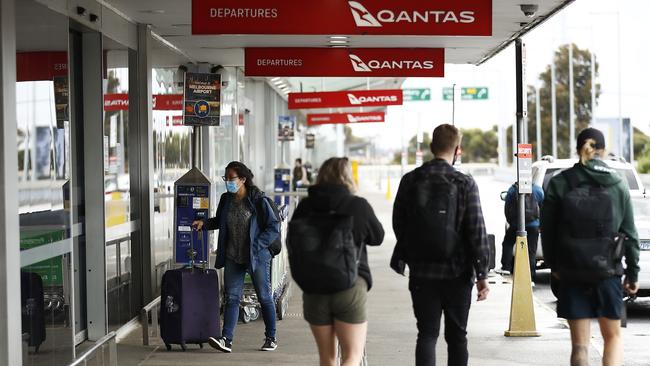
[{"left": 115, "top": 190, "right": 599, "bottom": 365}]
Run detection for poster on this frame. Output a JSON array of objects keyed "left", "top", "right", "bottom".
[
  {"left": 278, "top": 116, "right": 295, "bottom": 141},
  {"left": 306, "top": 133, "right": 315, "bottom": 149},
  {"left": 183, "top": 72, "right": 221, "bottom": 126},
  {"left": 53, "top": 76, "right": 69, "bottom": 128}
]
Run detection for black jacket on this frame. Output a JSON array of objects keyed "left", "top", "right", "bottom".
[{"left": 291, "top": 184, "right": 385, "bottom": 289}]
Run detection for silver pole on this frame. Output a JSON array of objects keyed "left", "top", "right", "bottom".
[
  {"left": 569, "top": 44, "right": 575, "bottom": 157},
  {"left": 515, "top": 39, "right": 527, "bottom": 236},
  {"left": 551, "top": 58, "right": 558, "bottom": 158},
  {"left": 591, "top": 52, "right": 596, "bottom": 126},
  {"left": 536, "top": 87, "right": 542, "bottom": 158},
  {"left": 616, "top": 12, "right": 623, "bottom": 159},
  {"left": 452, "top": 83, "right": 456, "bottom": 125}
]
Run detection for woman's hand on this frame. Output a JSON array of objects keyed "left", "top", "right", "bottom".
[
  {"left": 624, "top": 277, "right": 639, "bottom": 296},
  {"left": 192, "top": 220, "right": 204, "bottom": 231}
]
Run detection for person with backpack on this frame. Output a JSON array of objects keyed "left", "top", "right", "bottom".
[
  {"left": 499, "top": 181, "right": 544, "bottom": 281},
  {"left": 288, "top": 157, "right": 384, "bottom": 366},
  {"left": 391, "top": 124, "right": 490, "bottom": 366},
  {"left": 541, "top": 128, "right": 640, "bottom": 366},
  {"left": 293, "top": 158, "right": 309, "bottom": 191},
  {"left": 192, "top": 161, "right": 280, "bottom": 353}
]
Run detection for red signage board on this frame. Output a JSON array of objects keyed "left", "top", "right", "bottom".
[
  {"left": 245, "top": 48, "right": 444, "bottom": 77},
  {"left": 103, "top": 94, "right": 184, "bottom": 111},
  {"left": 307, "top": 112, "right": 385, "bottom": 126},
  {"left": 193, "top": 0, "right": 491, "bottom": 36},
  {"left": 289, "top": 89, "right": 402, "bottom": 110},
  {"left": 16, "top": 52, "right": 68, "bottom": 82}
]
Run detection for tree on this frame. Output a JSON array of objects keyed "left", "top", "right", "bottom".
[
  {"left": 507, "top": 44, "right": 600, "bottom": 161},
  {"left": 393, "top": 127, "right": 498, "bottom": 164}
]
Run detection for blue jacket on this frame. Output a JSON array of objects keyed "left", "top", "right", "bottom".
[
  {"left": 204, "top": 187, "right": 280, "bottom": 271},
  {"left": 505, "top": 183, "right": 544, "bottom": 228}
]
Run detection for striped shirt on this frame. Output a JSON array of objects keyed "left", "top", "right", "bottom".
[{"left": 392, "top": 159, "right": 490, "bottom": 280}]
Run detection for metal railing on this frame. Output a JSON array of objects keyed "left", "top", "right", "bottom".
[
  {"left": 69, "top": 332, "right": 117, "bottom": 366},
  {"left": 141, "top": 296, "right": 161, "bottom": 346}
]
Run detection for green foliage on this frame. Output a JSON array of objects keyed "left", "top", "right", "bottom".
[
  {"left": 393, "top": 127, "right": 498, "bottom": 164},
  {"left": 638, "top": 141, "right": 650, "bottom": 174}
]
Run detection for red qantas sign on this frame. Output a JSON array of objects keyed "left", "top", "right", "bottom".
[
  {"left": 289, "top": 89, "right": 403, "bottom": 110},
  {"left": 245, "top": 48, "right": 444, "bottom": 77},
  {"left": 104, "top": 94, "right": 183, "bottom": 111},
  {"left": 16, "top": 52, "right": 67, "bottom": 82},
  {"left": 193, "top": 0, "right": 491, "bottom": 36},
  {"left": 308, "top": 112, "right": 385, "bottom": 126}
]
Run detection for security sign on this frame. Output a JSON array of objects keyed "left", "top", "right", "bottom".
[{"left": 517, "top": 144, "right": 533, "bottom": 194}]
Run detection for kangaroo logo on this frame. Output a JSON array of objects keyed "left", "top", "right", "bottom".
[
  {"left": 347, "top": 114, "right": 359, "bottom": 123},
  {"left": 347, "top": 94, "right": 362, "bottom": 105},
  {"left": 348, "top": 1, "right": 382, "bottom": 27},
  {"left": 349, "top": 54, "right": 372, "bottom": 72}
]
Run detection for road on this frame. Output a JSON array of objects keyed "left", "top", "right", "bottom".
[{"left": 474, "top": 175, "right": 650, "bottom": 365}]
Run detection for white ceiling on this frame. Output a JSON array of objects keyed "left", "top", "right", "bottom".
[{"left": 105, "top": 0, "right": 574, "bottom": 66}]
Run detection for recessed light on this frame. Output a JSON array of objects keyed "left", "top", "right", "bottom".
[
  {"left": 139, "top": 9, "right": 165, "bottom": 14},
  {"left": 328, "top": 36, "right": 349, "bottom": 40},
  {"left": 330, "top": 45, "right": 349, "bottom": 48},
  {"left": 328, "top": 40, "right": 348, "bottom": 44}
]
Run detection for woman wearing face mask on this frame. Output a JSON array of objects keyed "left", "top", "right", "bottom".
[
  {"left": 192, "top": 161, "right": 280, "bottom": 353},
  {"left": 541, "top": 128, "right": 640, "bottom": 366}
]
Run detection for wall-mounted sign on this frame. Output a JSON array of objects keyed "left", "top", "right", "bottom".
[
  {"left": 307, "top": 112, "right": 385, "bottom": 126},
  {"left": 193, "top": 0, "right": 492, "bottom": 36},
  {"left": 183, "top": 73, "right": 221, "bottom": 126},
  {"left": 289, "top": 89, "right": 402, "bottom": 110},
  {"left": 403, "top": 88, "right": 431, "bottom": 102},
  {"left": 442, "top": 87, "right": 454, "bottom": 101},
  {"left": 245, "top": 48, "right": 444, "bottom": 77},
  {"left": 278, "top": 116, "right": 296, "bottom": 141},
  {"left": 16, "top": 51, "right": 67, "bottom": 82},
  {"left": 306, "top": 134, "right": 315, "bottom": 149}
]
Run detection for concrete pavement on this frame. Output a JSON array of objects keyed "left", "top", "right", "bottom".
[{"left": 114, "top": 189, "right": 600, "bottom": 365}]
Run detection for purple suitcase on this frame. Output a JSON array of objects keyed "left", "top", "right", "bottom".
[{"left": 160, "top": 267, "right": 220, "bottom": 351}]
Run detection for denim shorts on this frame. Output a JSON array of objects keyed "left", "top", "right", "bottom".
[
  {"left": 557, "top": 276, "right": 623, "bottom": 320},
  {"left": 302, "top": 278, "right": 368, "bottom": 325}
]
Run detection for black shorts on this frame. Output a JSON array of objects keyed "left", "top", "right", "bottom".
[{"left": 557, "top": 276, "right": 623, "bottom": 320}]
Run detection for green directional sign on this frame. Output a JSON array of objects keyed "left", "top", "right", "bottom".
[
  {"left": 461, "top": 87, "right": 489, "bottom": 100},
  {"left": 402, "top": 88, "right": 431, "bottom": 102},
  {"left": 442, "top": 87, "right": 454, "bottom": 101}
]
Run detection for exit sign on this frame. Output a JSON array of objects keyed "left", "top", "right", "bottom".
[
  {"left": 461, "top": 87, "right": 488, "bottom": 100},
  {"left": 403, "top": 88, "right": 431, "bottom": 102}
]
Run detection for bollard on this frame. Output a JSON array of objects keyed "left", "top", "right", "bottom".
[{"left": 504, "top": 235, "right": 539, "bottom": 337}]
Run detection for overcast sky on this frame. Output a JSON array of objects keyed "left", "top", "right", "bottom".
[{"left": 351, "top": 0, "right": 650, "bottom": 150}]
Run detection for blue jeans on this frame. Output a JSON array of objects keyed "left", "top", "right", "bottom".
[{"left": 222, "top": 257, "right": 276, "bottom": 341}]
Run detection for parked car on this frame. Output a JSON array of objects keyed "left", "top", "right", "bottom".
[{"left": 632, "top": 197, "right": 650, "bottom": 297}]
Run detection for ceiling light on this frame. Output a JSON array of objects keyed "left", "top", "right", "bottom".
[
  {"left": 328, "top": 40, "right": 348, "bottom": 44},
  {"left": 273, "top": 80, "right": 285, "bottom": 86},
  {"left": 171, "top": 23, "right": 191, "bottom": 28},
  {"left": 139, "top": 9, "right": 165, "bottom": 14},
  {"left": 270, "top": 77, "right": 281, "bottom": 82},
  {"left": 328, "top": 36, "right": 349, "bottom": 40},
  {"left": 330, "top": 45, "right": 349, "bottom": 48}
]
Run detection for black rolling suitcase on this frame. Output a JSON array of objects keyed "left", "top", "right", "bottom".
[
  {"left": 160, "top": 267, "right": 220, "bottom": 351},
  {"left": 487, "top": 234, "right": 496, "bottom": 270},
  {"left": 21, "top": 271, "right": 46, "bottom": 353}
]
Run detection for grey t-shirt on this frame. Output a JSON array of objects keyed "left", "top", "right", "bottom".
[{"left": 226, "top": 197, "right": 252, "bottom": 264}]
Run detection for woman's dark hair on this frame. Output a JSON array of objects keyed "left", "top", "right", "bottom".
[{"left": 225, "top": 161, "right": 256, "bottom": 190}]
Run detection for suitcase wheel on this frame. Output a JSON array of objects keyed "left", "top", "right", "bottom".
[
  {"left": 165, "top": 344, "right": 172, "bottom": 351},
  {"left": 180, "top": 343, "right": 187, "bottom": 352}
]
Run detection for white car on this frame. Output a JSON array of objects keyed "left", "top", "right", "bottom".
[{"left": 632, "top": 197, "right": 650, "bottom": 296}]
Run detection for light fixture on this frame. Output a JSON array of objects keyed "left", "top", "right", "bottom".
[
  {"left": 273, "top": 80, "right": 285, "bottom": 86},
  {"left": 330, "top": 45, "right": 349, "bottom": 48},
  {"left": 328, "top": 40, "right": 348, "bottom": 44},
  {"left": 328, "top": 36, "right": 349, "bottom": 40},
  {"left": 139, "top": 9, "right": 166, "bottom": 14},
  {"left": 270, "top": 77, "right": 281, "bottom": 82}
]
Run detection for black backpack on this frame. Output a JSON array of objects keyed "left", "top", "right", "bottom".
[
  {"left": 256, "top": 196, "right": 287, "bottom": 257},
  {"left": 558, "top": 169, "right": 624, "bottom": 283},
  {"left": 405, "top": 171, "right": 466, "bottom": 262},
  {"left": 286, "top": 197, "right": 358, "bottom": 294},
  {"left": 504, "top": 183, "right": 540, "bottom": 225}
]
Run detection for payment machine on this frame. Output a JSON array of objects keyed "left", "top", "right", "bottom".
[
  {"left": 173, "top": 167, "right": 211, "bottom": 266},
  {"left": 273, "top": 168, "right": 290, "bottom": 205}
]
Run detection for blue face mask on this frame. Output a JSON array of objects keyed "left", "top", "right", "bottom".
[{"left": 225, "top": 180, "right": 239, "bottom": 193}]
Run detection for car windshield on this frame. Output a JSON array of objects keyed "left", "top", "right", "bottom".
[{"left": 542, "top": 167, "right": 639, "bottom": 191}]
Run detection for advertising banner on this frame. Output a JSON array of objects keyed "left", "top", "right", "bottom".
[
  {"left": 53, "top": 76, "right": 69, "bottom": 126},
  {"left": 183, "top": 73, "right": 221, "bottom": 126},
  {"left": 306, "top": 134, "right": 315, "bottom": 149},
  {"left": 307, "top": 112, "right": 385, "bottom": 125},
  {"left": 278, "top": 116, "right": 296, "bottom": 141},
  {"left": 289, "top": 89, "right": 402, "bottom": 109},
  {"left": 245, "top": 48, "right": 444, "bottom": 77},
  {"left": 193, "top": 0, "right": 492, "bottom": 36}
]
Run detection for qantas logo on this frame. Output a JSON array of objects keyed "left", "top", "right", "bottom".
[
  {"left": 347, "top": 114, "right": 383, "bottom": 123},
  {"left": 347, "top": 93, "right": 398, "bottom": 105},
  {"left": 349, "top": 53, "right": 435, "bottom": 72},
  {"left": 348, "top": 1, "right": 476, "bottom": 27}
]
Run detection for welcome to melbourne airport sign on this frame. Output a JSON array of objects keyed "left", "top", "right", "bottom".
[{"left": 192, "top": 0, "right": 492, "bottom": 36}]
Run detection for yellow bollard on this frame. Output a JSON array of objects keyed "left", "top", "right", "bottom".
[
  {"left": 351, "top": 160, "right": 359, "bottom": 187},
  {"left": 504, "top": 235, "right": 540, "bottom": 337},
  {"left": 385, "top": 175, "right": 392, "bottom": 200}
]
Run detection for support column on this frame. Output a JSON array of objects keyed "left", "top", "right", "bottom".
[
  {"left": 0, "top": 0, "right": 22, "bottom": 363},
  {"left": 130, "top": 24, "right": 154, "bottom": 305},
  {"left": 83, "top": 32, "right": 107, "bottom": 341}
]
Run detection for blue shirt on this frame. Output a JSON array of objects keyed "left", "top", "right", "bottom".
[{"left": 505, "top": 183, "right": 544, "bottom": 228}]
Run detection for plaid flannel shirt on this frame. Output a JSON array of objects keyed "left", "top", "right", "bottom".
[{"left": 392, "top": 159, "right": 490, "bottom": 280}]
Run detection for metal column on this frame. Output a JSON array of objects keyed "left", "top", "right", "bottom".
[
  {"left": 516, "top": 39, "right": 527, "bottom": 236},
  {"left": 82, "top": 32, "right": 108, "bottom": 341},
  {"left": 0, "top": 0, "right": 22, "bottom": 362}
]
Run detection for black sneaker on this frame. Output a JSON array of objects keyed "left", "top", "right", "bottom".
[
  {"left": 260, "top": 337, "right": 277, "bottom": 351},
  {"left": 208, "top": 336, "right": 232, "bottom": 353}
]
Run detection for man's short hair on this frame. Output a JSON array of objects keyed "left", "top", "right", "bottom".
[{"left": 430, "top": 124, "right": 461, "bottom": 156}]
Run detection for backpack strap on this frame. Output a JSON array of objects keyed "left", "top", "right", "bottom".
[{"left": 255, "top": 195, "right": 270, "bottom": 228}]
